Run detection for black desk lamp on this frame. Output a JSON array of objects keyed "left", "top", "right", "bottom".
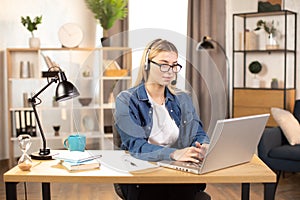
[
  {"left": 29, "top": 68, "right": 80, "bottom": 160},
  {"left": 196, "top": 36, "right": 230, "bottom": 117}
]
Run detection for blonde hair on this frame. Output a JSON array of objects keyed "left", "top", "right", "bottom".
[{"left": 134, "top": 39, "right": 179, "bottom": 89}]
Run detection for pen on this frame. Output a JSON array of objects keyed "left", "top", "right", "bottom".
[{"left": 124, "top": 159, "right": 138, "bottom": 167}]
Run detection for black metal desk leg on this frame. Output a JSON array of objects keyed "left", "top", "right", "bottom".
[
  {"left": 241, "top": 183, "right": 250, "bottom": 200},
  {"left": 264, "top": 183, "right": 276, "bottom": 200},
  {"left": 5, "top": 182, "right": 18, "bottom": 200},
  {"left": 42, "top": 183, "right": 51, "bottom": 200}
]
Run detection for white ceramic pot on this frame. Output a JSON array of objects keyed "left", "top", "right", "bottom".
[
  {"left": 29, "top": 37, "right": 40, "bottom": 48},
  {"left": 251, "top": 78, "right": 260, "bottom": 88}
]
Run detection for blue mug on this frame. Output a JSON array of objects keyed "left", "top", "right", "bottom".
[{"left": 64, "top": 134, "right": 86, "bottom": 152}]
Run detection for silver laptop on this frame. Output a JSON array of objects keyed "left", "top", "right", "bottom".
[{"left": 158, "top": 113, "right": 270, "bottom": 174}]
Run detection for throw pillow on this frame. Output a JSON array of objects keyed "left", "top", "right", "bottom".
[{"left": 271, "top": 107, "right": 300, "bottom": 145}]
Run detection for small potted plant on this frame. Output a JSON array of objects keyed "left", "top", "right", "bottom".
[
  {"left": 271, "top": 78, "right": 279, "bottom": 89},
  {"left": 255, "top": 19, "right": 279, "bottom": 49},
  {"left": 85, "top": 0, "right": 128, "bottom": 46},
  {"left": 21, "top": 15, "right": 42, "bottom": 48},
  {"left": 248, "top": 61, "right": 262, "bottom": 88}
]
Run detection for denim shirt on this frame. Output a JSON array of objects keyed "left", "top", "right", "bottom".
[{"left": 114, "top": 83, "right": 210, "bottom": 162}]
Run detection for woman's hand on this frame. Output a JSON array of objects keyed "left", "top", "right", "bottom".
[{"left": 170, "top": 142, "right": 209, "bottom": 163}]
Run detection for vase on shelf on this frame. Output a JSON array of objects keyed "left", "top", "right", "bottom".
[
  {"left": 266, "top": 33, "right": 279, "bottom": 50},
  {"left": 29, "top": 37, "right": 40, "bottom": 48},
  {"left": 271, "top": 78, "right": 279, "bottom": 89}
]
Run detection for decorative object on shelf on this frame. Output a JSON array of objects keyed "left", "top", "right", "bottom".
[
  {"left": 53, "top": 125, "right": 60, "bottom": 136},
  {"left": 21, "top": 15, "right": 42, "bottom": 48},
  {"left": 78, "top": 97, "right": 92, "bottom": 106},
  {"left": 255, "top": 19, "right": 279, "bottom": 50},
  {"left": 271, "top": 78, "right": 279, "bottom": 89},
  {"left": 20, "top": 61, "right": 33, "bottom": 78},
  {"left": 17, "top": 134, "right": 33, "bottom": 171},
  {"left": 103, "top": 59, "right": 128, "bottom": 76},
  {"left": 82, "top": 66, "right": 92, "bottom": 77},
  {"left": 82, "top": 115, "right": 95, "bottom": 131},
  {"left": 29, "top": 67, "right": 80, "bottom": 160},
  {"left": 240, "top": 30, "right": 258, "bottom": 50},
  {"left": 84, "top": 0, "right": 128, "bottom": 46},
  {"left": 52, "top": 96, "right": 59, "bottom": 107},
  {"left": 23, "top": 92, "right": 29, "bottom": 107},
  {"left": 248, "top": 61, "right": 262, "bottom": 88},
  {"left": 58, "top": 23, "right": 84, "bottom": 48},
  {"left": 258, "top": 0, "right": 283, "bottom": 12}
]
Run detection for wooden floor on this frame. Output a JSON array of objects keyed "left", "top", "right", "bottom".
[{"left": 1, "top": 160, "right": 300, "bottom": 200}]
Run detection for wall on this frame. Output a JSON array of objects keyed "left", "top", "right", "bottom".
[{"left": 0, "top": 0, "right": 97, "bottom": 160}]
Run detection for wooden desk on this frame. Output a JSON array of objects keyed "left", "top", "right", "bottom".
[{"left": 4, "top": 151, "right": 276, "bottom": 200}]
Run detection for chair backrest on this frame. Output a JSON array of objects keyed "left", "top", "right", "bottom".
[{"left": 112, "top": 119, "right": 122, "bottom": 150}]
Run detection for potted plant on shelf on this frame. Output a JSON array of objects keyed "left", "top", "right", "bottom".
[
  {"left": 21, "top": 15, "right": 42, "bottom": 48},
  {"left": 255, "top": 19, "right": 279, "bottom": 50},
  {"left": 248, "top": 61, "right": 262, "bottom": 88},
  {"left": 84, "top": 0, "right": 128, "bottom": 46}
]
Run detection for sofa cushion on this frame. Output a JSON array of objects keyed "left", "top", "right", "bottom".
[
  {"left": 271, "top": 107, "right": 300, "bottom": 145},
  {"left": 269, "top": 145, "right": 300, "bottom": 161}
]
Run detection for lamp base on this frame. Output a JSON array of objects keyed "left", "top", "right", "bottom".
[{"left": 31, "top": 148, "right": 53, "bottom": 160}]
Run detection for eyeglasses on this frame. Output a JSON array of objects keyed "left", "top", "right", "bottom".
[{"left": 149, "top": 60, "right": 182, "bottom": 73}]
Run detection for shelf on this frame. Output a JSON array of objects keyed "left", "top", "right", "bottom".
[
  {"left": 233, "top": 49, "right": 295, "bottom": 53},
  {"left": 232, "top": 10, "right": 297, "bottom": 125},
  {"left": 233, "top": 87, "right": 295, "bottom": 90},
  {"left": 102, "top": 76, "right": 131, "bottom": 80},
  {"left": 233, "top": 10, "right": 296, "bottom": 18},
  {"left": 10, "top": 132, "right": 103, "bottom": 141},
  {"left": 102, "top": 103, "right": 116, "bottom": 109},
  {"left": 5, "top": 47, "right": 132, "bottom": 167}
]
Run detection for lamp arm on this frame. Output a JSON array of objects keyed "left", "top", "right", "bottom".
[
  {"left": 28, "top": 78, "right": 58, "bottom": 155},
  {"left": 31, "top": 77, "right": 58, "bottom": 99},
  {"left": 210, "top": 38, "right": 229, "bottom": 63}
]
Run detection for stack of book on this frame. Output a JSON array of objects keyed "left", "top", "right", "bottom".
[{"left": 53, "top": 151, "right": 102, "bottom": 171}]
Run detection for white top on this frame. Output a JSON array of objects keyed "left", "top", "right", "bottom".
[{"left": 147, "top": 93, "right": 179, "bottom": 147}]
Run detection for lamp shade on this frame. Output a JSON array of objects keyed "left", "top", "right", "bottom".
[
  {"left": 55, "top": 71, "right": 80, "bottom": 102},
  {"left": 197, "top": 36, "right": 214, "bottom": 50}
]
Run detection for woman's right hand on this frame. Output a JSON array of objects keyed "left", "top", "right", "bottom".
[{"left": 170, "top": 146, "right": 203, "bottom": 163}]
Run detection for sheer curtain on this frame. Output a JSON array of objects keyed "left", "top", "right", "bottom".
[{"left": 186, "top": 0, "right": 227, "bottom": 136}]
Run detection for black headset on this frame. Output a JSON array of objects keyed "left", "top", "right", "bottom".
[
  {"left": 144, "top": 47, "right": 151, "bottom": 71},
  {"left": 144, "top": 39, "right": 162, "bottom": 71}
]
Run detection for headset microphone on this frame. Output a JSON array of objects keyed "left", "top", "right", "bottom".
[{"left": 171, "top": 73, "right": 177, "bottom": 85}]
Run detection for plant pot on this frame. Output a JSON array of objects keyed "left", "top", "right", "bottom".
[
  {"left": 101, "top": 37, "right": 110, "bottom": 47},
  {"left": 251, "top": 77, "right": 260, "bottom": 88},
  {"left": 271, "top": 79, "right": 279, "bottom": 89},
  {"left": 29, "top": 37, "right": 40, "bottom": 48},
  {"left": 266, "top": 33, "right": 279, "bottom": 50}
]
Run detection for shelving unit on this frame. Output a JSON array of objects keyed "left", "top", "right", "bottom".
[
  {"left": 6, "top": 47, "right": 132, "bottom": 166},
  {"left": 232, "top": 10, "right": 297, "bottom": 126}
]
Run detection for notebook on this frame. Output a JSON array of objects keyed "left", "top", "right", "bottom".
[{"left": 158, "top": 113, "right": 270, "bottom": 174}]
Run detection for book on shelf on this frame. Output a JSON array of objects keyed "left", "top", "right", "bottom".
[
  {"left": 59, "top": 159, "right": 100, "bottom": 171},
  {"left": 12, "top": 110, "right": 36, "bottom": 137}
]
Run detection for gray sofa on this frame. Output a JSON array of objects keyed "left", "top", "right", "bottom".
[{"left": 258, "top": 126, "right": 300, "bottom": 197}]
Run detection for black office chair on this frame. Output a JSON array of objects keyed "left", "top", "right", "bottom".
[
  {"left": 112, "top": 123, "right": 126, "bottom": 199},
  {"left": 112, "top": 122, "right": 211, "bottom": 200}
]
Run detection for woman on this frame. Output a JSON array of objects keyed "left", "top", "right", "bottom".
[{"left": 114, "top": 39, "right": 210, "bottom": 200}]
